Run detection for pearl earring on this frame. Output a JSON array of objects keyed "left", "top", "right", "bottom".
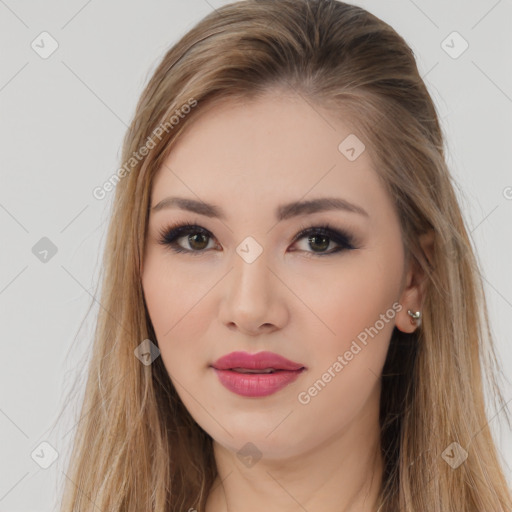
[{"left": 407, "top": 309, "right": 422, "bottom": 325}]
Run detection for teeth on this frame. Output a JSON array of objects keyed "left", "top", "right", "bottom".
[{"left": 232, "top": 367, "right": 276, "bottom": 374}]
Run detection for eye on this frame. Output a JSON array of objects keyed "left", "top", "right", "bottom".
[
  {"left": 157, "top": 221, "right": 217, "bottom": 256},
  {"left": 290, "top": 222, "right": 356, "bottom": 257},
  {"left": 156, "top": 220, "right": 356, "bottom": 257}
]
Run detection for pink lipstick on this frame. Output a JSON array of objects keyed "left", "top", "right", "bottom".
[{"left": 211, "top": 351, "right": 305, "bottom": 397}]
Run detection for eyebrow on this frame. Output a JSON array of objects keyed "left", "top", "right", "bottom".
[{"left": 151, "top": 196, "right": 369, "bottom": 221}]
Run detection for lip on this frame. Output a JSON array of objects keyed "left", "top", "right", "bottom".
[
  {"left": 212, "top": 350, "right": 304, "bottom": 371},
  {"left": 211, "top": 351, "right": 306, "bottom": 397}
]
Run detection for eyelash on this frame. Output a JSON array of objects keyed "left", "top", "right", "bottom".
[{"left": 156, "top": 220, "right": 357, "bottom": 258}]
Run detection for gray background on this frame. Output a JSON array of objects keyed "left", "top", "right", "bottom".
[{"left": 0, "top": 0, "right": 511, "bottom": 510}]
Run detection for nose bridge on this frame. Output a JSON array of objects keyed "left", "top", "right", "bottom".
[
  {"left": 231, "top": 240, "right": 273, "bottom": 301},
  {"left": 219, "top": 238, "right": 282, "bottom": 333}
]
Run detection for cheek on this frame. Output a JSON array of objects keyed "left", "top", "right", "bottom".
[
  {"left": 291, "top": 249, "right": 403, "bottom": 427},
  {"left": 141, "top": 251, "right": 215, "bottom": 369},
  {"left": 299, "top": 251, "right": 402, "bottom": 359}
]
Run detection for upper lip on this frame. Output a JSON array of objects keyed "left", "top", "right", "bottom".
[{"left": 211, "top": 351, "right": 305, "bottom": 371}]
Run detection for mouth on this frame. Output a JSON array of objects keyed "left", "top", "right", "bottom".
[
  {"left": 211, "top": 350, "right": 305, "bottom": 372},
  {"left": 229, "top": 367, "right": 285, "bottom": 374},
  {"left": 211, "top": 367, "right": 305, "bottom": 397},
  {"left": 210, "top": 351, "right": 306, "bottom": 397}
]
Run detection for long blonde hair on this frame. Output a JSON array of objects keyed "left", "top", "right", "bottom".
[{"left": 57, "top": 1, "right": 512, "bottom": 510}]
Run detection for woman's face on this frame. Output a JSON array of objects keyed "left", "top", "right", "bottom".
[{"left": 142, "top": 91, "right": 418, "bottom": 460}]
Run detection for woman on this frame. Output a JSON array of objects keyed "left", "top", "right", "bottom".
[{"left": 58, "top": 0, "right": 512, "bottom": 510}]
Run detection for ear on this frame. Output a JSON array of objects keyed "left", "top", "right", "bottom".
[{"left": 395, "top": 229, "right": 435, "bottom": 333}]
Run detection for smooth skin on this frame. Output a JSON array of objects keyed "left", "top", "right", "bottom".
[{"left": 142, "top": 89, "right": 432, "bottom": 512}]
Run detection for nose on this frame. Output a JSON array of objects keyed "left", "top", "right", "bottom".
[{"left": 218, "top": 249, "right": 288, "bottom": 336}]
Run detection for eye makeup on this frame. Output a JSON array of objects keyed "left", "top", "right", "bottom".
[{"left": 156, "top": 219, "right": 358, "bottom": 258}]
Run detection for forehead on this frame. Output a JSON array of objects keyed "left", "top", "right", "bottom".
[{"left": 150, "top": 92, "right": 388, "bottom": 221}]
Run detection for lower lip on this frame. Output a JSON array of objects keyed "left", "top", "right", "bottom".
[{"left": 212, "top": 368, "right": 304, "bottom": 397}]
